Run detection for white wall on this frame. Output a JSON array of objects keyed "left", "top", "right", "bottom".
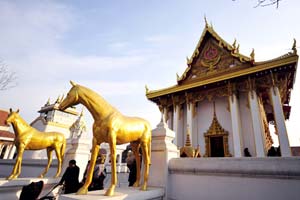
[
  {"left": 168, "top": 157, "right": 300, "bottom": 200},
  {"left": 239, "top": 92, "right": 256, "bottom": 156},
  {"left": 196, "top": 97, "right": 233, "bottom": 156}
]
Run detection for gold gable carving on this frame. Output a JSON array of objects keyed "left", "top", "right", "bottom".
[{"left": 181, "top": 38, "right": 251, "bottom": 84}]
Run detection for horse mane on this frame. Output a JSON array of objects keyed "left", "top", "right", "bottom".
[{"left": 77, "top": 84, "right": 120, "bottom": 115}]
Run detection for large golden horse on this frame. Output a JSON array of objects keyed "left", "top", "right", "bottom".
[
  {"left": 5, "top": 109, "right": 66, "bottom": 180},
  {"left": 59, "top": 81, "right": 151, "bottom": 196}
]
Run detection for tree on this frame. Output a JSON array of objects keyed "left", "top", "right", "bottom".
[
  {"left": 0, "top": 64, "right": 16, "bottom": 91},
  {"left": 232, "top": 0, "right": 282, "bottom": 8},
  {"left": 255, "top": 0, "right": 282, "bottom": 8}
]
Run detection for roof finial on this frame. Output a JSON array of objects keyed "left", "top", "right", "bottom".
[
  {"left": 80, "top": 107, "right": 84, "bottom": 116},
  {"left": 292, "top": 38, "right": 297, "bottom": 54},
  {"left": 250, "top": 48, "right": 255, "bottom": 61},
  {"left": 45, "top": 98, "right": 50, "bottom": 106},
  {"left": 55, "top": 95, "right": 61, "bottom": 103},
  {"left": 145, "top": 85, "right": 149, "bottom": 94},
  {"left": 213, "top": 101, "right": 216, "bottom": 116},
  {"left": 186, "top": 56, "right": 191, "bottom": 65},
  {"left": 176, "top": 73, "right": 180, "bottom": 81},
  {"left": 232, "top": 39, "right": 237, "bottom": 49},
  {"left": 204, "top": 15, "right": 208, "bottom": 27},
  {"left": 236, "top": 44, "right": 240, "bottom": 53}
]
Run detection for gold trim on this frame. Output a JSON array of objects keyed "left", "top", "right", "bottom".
[{"left": 147, "top": 54, "right": 298, "bottom": 99}]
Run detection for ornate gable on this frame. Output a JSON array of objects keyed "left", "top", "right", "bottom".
[{"left": 178, "top": 22, "right": 253, "bottom": 85}]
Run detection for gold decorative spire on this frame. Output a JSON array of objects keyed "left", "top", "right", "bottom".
[
  {"left": 232, "top": 39, "right": 237, "bottom": 49},
  {"left": 236, "top": 44, "right": 240, "bottom": 53},
  {"left": 145, "top": 85, "right": 149, "bottom": 94},
  {"left": 250, "top": 48, "right": 255, "bottom": 61},
  {"left": 292, "top": 38, "right": 297, "bottom": 54},
  {"left": 185, "top": 125, "right": 192, "bottom": 147},
  {"left": 45, "top": 98, "right": 50, "bottom": 106},
  {"left": 55, "top": 95, "right": 61, "bottom": 103},
  {"left": 80, "top": 107, "right": 84, "bottom": 116},
  {"left": 180, "top": 125, "right": 195, "bottom": 157},
  {"left": 176, "top": 73, "right": 180, "bottom": 81},
  {"left": 186, "top": 56, "right": 192, "bottom": 65},
  {"left": 204, "top": 15, "right": 208, "bottom": 27},
  {"left": 207, "top": 101, "right": 225, "bottom": 135}
]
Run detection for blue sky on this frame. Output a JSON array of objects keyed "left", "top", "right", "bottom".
[{"left": 1, "top": 0, "right": 300, "bottom": 146}]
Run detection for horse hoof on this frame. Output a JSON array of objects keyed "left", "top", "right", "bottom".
[
  {"left": 76, "top": 187, "right": 88, "bottom": 195},
  {"left": 7, "top": 174, "right": 16, "bottom": 180},
  {"left": 140, "top": 184, "right": 147, "bottom": 191},
  {"left": 39, "top": 174, "right": 44, "bottom": 178},
  {"left": 105, "top": 188, "right": 114, "bottom": 196},
  {"left": 133, "top": 182, "right": 140, "bottom": 187}
]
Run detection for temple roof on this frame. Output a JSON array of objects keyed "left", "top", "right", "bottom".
[
  {"left": 0, "top": 110, "right": 9, "bottom": 127},
  {"left": 146, "top": 22, "right": 298, "bottom": 99}
]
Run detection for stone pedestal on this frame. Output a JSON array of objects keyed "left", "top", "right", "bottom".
[
  {"left": 148, "top": 117, "right": 179, "bottom": 199},
  {"left": 59, "top": 187, "right": 164, "bottom": 200},
  {"left": 0, "top": 177, "right": 59, "bottom": 200}
]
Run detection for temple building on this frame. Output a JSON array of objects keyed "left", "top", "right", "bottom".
[{"left": 146, "top": 21, "right": 298, "bottom": 157}]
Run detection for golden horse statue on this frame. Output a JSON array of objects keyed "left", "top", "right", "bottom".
[
  {"left": 59, "top": 81, "right": 152, "bottom": 196},
  {"left": 5, "top": 109, "right": 66, "bottom": 180}
]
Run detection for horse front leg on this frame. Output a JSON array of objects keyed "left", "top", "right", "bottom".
[
  {"left": 105, "top": 136, "right": 117, "bottom": 196},
  {"left": 39, "top": 148, "right": 52, "bottom": 178},
  {"left": 7, "top": 145, "right": 24, "bottom": 180},
  {"left": 77, "top": 137, "right": 100, "bottom": 195},
  {"left": 140, "top": 141, "right": 150, "bottom": 191}
]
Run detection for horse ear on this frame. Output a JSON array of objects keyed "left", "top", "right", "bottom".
[
  {"left": 9, "top": 108, "right": 12, "bottom": 113},
  {"left": 16, "top": 109, "right": 19, "bottom": 113},
  {"left": 70, "top": 80, "right": 77, "bottom": 87}
]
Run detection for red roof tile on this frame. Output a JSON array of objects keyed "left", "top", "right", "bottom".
[
  {"left": 0, "top": 110, "right": 9, "bottom": 127},
  {"left": 0, "top": 130, "right": 15, "bottom": 139}
]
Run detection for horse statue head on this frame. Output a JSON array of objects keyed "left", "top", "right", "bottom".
[
  {"left": 59, "top": 81, "right": 79, "bottom": 110},
  {"left": 6, "top": 108, "right": 20, "bottom": 125}
]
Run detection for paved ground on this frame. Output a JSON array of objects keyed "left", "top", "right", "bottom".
[{"left": 103, "top": 172, "right": 129, "bottom": 188}]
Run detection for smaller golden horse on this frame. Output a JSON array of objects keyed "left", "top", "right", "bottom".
[{"left": 5, "top": 109, "right": 66, "bottom": 180}]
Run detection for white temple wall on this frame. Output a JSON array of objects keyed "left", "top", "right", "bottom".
[
  {"left": 238, "top": 92, "right": 256, "bottom": 156},
  {"left": 215, "top": 97, "right": 233, "bottom": 155},
  {"left": 196, "top": 97, "right": 233, "bottom": 156},
  {"left": 182, "top": 104, "right": 188, "bottom": 147},
  {"left": 177, "top": 106, "right": 185, "bottom": 148},
  {"left": 197, "top": 100, "right": 213, "bottom": 155}
]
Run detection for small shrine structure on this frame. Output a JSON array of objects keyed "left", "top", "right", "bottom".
[{"left": 146, "top": 21, "right": 298, "bottom": 157}]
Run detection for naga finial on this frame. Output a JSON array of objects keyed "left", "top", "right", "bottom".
[
  {"left": 80, "top": 107, "right": 84, "bottom": 116},
  {"left": 250, "top": 48, "right": 255, "bottom": 61},
  {"left": 55, "top": 95, "right": 61, "bottom": 103},
  {"left": 145, "top": 85, "right": 149, "bottom": 94},
  {"left": 232, "top": 39, "right": 237, "bottom": 49},
  {"left": 204, "top": 15, "right": 208, "bottom": 27},
  {"left": 186, "top": 56, "right": 192, "bottom": 65},
  {"left": 292, "top": 38, "right": 297, "bottom": 54},
  {"left": 236, "top": 44, "right": 240, "bottom": 53},
  {"left": 45, "top": 98, "right": 50, "bottom": 106},
  {"left": 176, "top": 73, "right": 180, "bottom": 81}
]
